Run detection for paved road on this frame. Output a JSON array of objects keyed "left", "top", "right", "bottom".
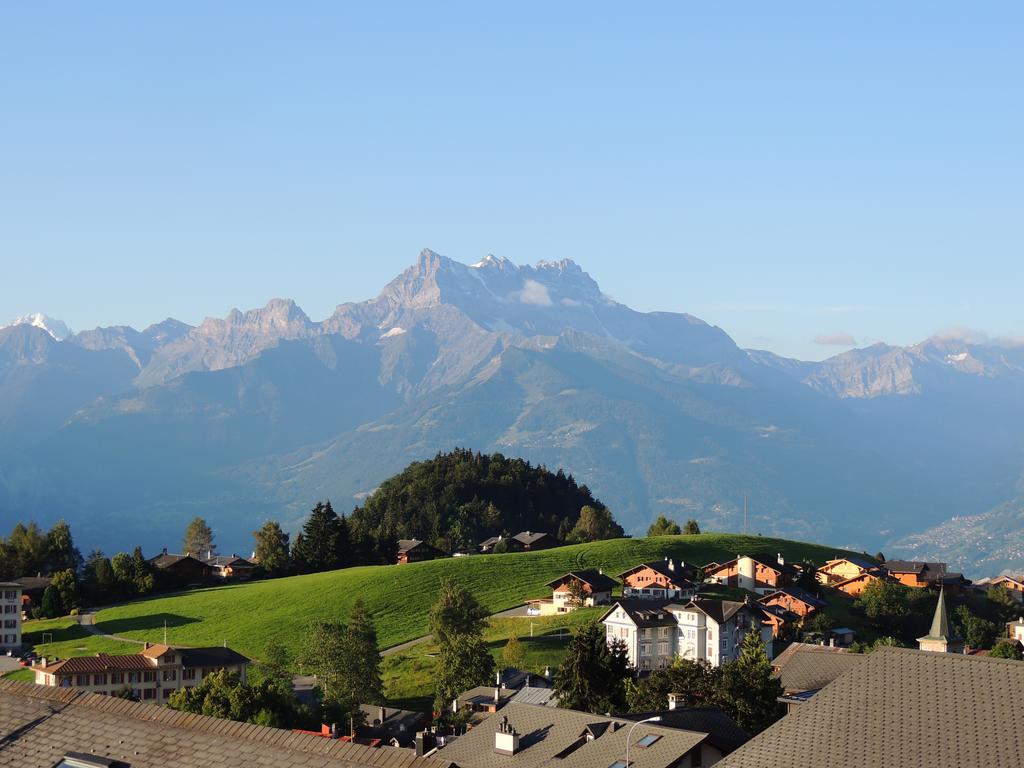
[{"left": 0, "top": 655, "right": 22, "bottom": 674}]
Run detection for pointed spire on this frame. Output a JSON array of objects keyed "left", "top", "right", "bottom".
[{"left": 929, "top": 586, "right": 952, "bottom": 639}]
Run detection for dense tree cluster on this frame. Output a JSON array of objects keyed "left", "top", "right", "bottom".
[
  {"left": 553, "top": 621, "right": 630, "bottom": 713},
  {"left": 167, "top": 668, "right": 307, "bottom": 728},
  {"left": 626, "top": 632, "right": 783, "bottom": 735},
  {"left": 346, "top": 449, "right": 620, "bottom": 562},
  {"left": 0, "top": 520, "right": 82, "bottom": 581}
]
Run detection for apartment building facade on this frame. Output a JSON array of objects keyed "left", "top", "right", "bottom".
[
  {"left": 0, "top": 582, "right": 22, "bottom": 652},
  {"left": 33, "top": 643, "right": 249, "bottom": 703}
]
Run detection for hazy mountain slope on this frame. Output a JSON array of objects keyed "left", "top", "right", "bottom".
[{"left": 2, "top": 249, "right": 1024, "bottom": 573}]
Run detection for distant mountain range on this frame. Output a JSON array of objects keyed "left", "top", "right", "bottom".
[{"left": 3, "top": 249, "right": 1022, "bottom": 575}]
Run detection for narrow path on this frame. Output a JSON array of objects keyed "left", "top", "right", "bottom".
[
  {"left": 379, "top": 603, "right": 530, "bottom": 657},
  {"left": 76, "top": 611, "right": 145, "bottom": 645}
]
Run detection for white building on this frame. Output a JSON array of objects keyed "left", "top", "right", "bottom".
[
  {"left": 0, "top": 582, "right": 22, "bottom": 653},
  {"left": 601, "top": 600, "right": 679, "bottom": 670},
  {"left": 601, "top": 597, "right": 772, "bottom": 670}
]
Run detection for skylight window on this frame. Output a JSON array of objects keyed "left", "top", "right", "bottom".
[
  {"left": 609, "top": 762, "right": 629, "bottom": 768},
  {"left": 54, "top": 754, "right": 122, "bottom": 768},
  {"left": 637, "top": 734, "right": 662, "bottom": 747}
]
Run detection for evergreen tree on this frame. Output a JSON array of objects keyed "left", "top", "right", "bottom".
[
  {"left": 986, "top": 585, "right": 1020, "bottom": 623},
  {"left": 291, "top": 502, "right": 349, "bottom": 573},
  {"left": 83, "top": 550, "right": 116, "bottom": 605},
  {"left": 183, "top": 517, "right": 215, "bottom": 557},
  {"left": 647, "top": 515, "right": 682, "bottom": 536},
  {"left": 434, "top": 633, "right": 495, "bottom": 714},
  {"left": 553, "top": 621, "right": 629, "bottom": 713},
  {"left": 253, "top": 521, "right": 291, "bottom": 576},
  {"left": 682, "top": 519, "right": 701, "bottom": 535},
  {"left": 430, "top": 580, "right": 488, "bottom": 647},
  {"left": 8, "top": 521, "right": 49, "bottom": 577},
  {"left": 130, "top": 547, "right": 155, "bottom": 594},
  {"left": 46, "top": 520, "right": 82, "bottom": 574},
  {"left": 718, "top": 631, "right": 784, "bottom": 734},
  {"left": 343, "top": 600, "right": 384, "bottom": 706}
]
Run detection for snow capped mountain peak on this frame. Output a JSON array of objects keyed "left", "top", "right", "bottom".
[{"left": 2, "top": 313, "right": 72, "bottom": 341}]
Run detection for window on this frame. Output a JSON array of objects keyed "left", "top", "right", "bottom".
[
  {"left": 162, "top": 669, "right": 176, "bottom": 681},
  {"left": 4, "top": 619, "right": 15, "bottom": 628},
  {"left": 128, "top": 672, "right": 140, "bottom": 683},
  {"left": 110, "top": 672, "right": 123, "bottom": 684},
  {"left": 93, "top": 674, "right": 107, "bottom": 686},
  {"left": 75, "top": 675, "right": 89, "bottom": 686},
  {"left": 55, "top": 752, "right": 127, "bottom": 768},
  {"left": 640, "top": 643, "right": 651, "bottom": 656},
  {"left": 142, "top": 688, "right": 156, "bottom": 700},
  {"left": 637, "top": 734, "right": 661, "bottom": 748},
  {"left": 609, "top": 762, "right": 629, "bottom": 768},
  {"left": 3, "top": 590, "right": 14, "bottom": 600},
  {"left": 182, "top": 668, "right": 196, "bottom": 680},
  {"left": 143, "top": 670, "right": 156, "bottom": 682}
]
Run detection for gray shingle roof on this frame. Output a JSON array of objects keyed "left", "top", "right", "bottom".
[
  {"left": 619, "top": 708, "right": 749, "bottom": 754},
  {"left": 600, "top": 599, "right": 678, "bottom": 627},
  {"left": 437, "top": 701, "right": 708, "bottom": 768},
  {"left": 719, "top": 646, "right": 1024, "bottom": 767},
  {"left": 770, "top": 643, "right": 865, "bottom": 694},
  {"left": 0, "top": 679, "right": 451, "bottom": 768}
]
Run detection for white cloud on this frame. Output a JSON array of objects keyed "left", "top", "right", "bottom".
[
  {"left": 560, "top": 297, "right": 581, "bottom": 307},
  {"left": 814, "top": 332, "right": 858, "bottom": 347},
  {"left": 519, "top": 279, "right": 553, "bottom": 307}
]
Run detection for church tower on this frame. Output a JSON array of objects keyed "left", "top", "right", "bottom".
[{"left": 917, "top": 587, "right": 964, "bottom": 654}]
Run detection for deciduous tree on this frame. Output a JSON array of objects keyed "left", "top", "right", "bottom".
[
  {"left": 568, "top": 505, "right": 623, "bottom": 543},
  {"left": 253, "top": 521, "right": 291, "bottom": 576},
  {"left": 434, "top": 632, "right": 495, "bottom": 713},
  {"left": 430, "top": 580, "right": 488, "bottom": 647},
  {"left": 682, "top": 519, "right": 701, "bottom": 535},
  {"left": 183, "top": 517, "right": 214, "bottom": 557},
  {"left": 502, "top": 634, "right": 526, "bottom": 669}
]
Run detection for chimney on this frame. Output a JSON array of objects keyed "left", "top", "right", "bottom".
[
  {"left": 144, "top": 642, "right": 151, "bottom": 650},
  {"left": 829, "top": 636, "right": 835, "bottom": 647},
  {"left": 162, "top": 547, "right": 168, "bottom": 556},
  {"left": 496, "top": 670, "right": 501, "bottom": 687},
  {"left": 378, "top": 705, "right": 387, "bottom": 724},
  {"left": 668, "top": 692, "right": 679, "bottom": 711},
  {"left": 668, "top": 558, "right": 675, "bottom": 572},
  {"left": 494, "top": 686, "right": 500, "bottom": 705},
  {"left": 207, "top": 549, "right": 212, "bottom": 560},
  {"left": 777, "top": 553, "right": 785, "bottom": 566},
  {"left": 494, "top": 718, "right": 520, "bottom": 755},
  {"left": 544, "top": 665, "right": 552, "bottom": 680},
  {"left": 415, "top": 731, "right": 436, "bottom": 757},
  {"left": 598, "top": 567, "right": 603, "bottom": 575}
]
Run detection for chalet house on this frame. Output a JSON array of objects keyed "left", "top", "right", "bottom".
[
  {"left": 33, "top": 643, "right": 250, "bottom": 703},
  {"left": 983, "top": 574, "right": 1024, "bottom": 602},
  {"left": 832, "top": 570, "right": 890, "bottom": 597},
  {"left": 204, "top": 554, "right": 258, "bottom": 579},
  {"left": 882, "top": 559, "right": 970, "bottom": 592},
  {"left": 395, "top": 539, "right": 448, "bottom": 565},
  {"left": 479, "top": 535, "right": 508, "bottom": 553},
  {"left": 601, "top": 600, "right": 680, "bottom": 670},
  {"left": 617, "top": 559, "right": 699, "bottom": 601},
  {"left": 1008, "top": 617, "right": 1024, "bottom": 644},
  {"left": 716, "top": 647, "right": 1024, "bottom": 768},
  {"left": 438, "top": 700, "right": 727, "bottom": 767},
  {"left": 758, "top": 586, "right": 828, "bottom": 620},
  {"left": 754, "top": 602, "right": 801, "bottom": 639},
  {"left": 512, "top": 531, "right": 558, "bottom": 551},
  {"left": 815, "top": 556, "right": 878, "bottom": 585},
  {"left": 702, "top": 554, "right": 796, "bottom": 595},
  {"left": 0, "top": 582, "right": 23, "bottom": 652},
  {"left": 12, "top": 575, "right": 50, "bottom": 616},
  {"left": 528, "top": 569, "right": 617, "bottom": 615},
  {"left": 357, "top": 705, "right": 428, "bottom": 748},
  {"left": 669, "top": 599, "right": 773, "bottom": 667},
  {"left": 149, "top": 550, "right": 215, "bottom": 586},
  {"left": 0, "top": 678, "right": 451, "bottom": 768}
]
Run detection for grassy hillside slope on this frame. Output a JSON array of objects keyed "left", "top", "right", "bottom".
[{"left": 94, "top": 533, "right": 867, "bottom": 661}]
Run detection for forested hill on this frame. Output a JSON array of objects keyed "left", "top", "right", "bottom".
[{"left": 347, "top": 448, "right": 621, "bottom": 556}]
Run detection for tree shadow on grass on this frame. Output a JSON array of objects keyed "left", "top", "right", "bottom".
[{"left": 93, "top": 612, "right": 200, "bottom": 637}]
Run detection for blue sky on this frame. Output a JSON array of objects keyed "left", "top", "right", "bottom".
[{"left": 2, "top": 3, "right": 1021, "bottom": 360}]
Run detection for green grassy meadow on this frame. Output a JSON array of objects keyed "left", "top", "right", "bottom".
[{"left": 94, "top": 533, "right": 866, "bottom": 662}]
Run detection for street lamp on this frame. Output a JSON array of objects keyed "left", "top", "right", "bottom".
[{"left": 625, "top": 715, "right": 662, "bottom": 767}]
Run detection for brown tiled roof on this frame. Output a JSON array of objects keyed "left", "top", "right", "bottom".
[
  {"left": 0, "top": 679, "right": 453, "bottom": 768},
  {"left": 438, "top": 701, "right": 708, "bottom": 768},
  {"left": 719, "top": 647, "right": 1024, "bottom": 767},
  {"left": 770, "top": 643, "right": 864, "bottom": 694},
  {"left": 545, "top": 569, "right": 617, "bottom": 592},
  {"left": 38, "top": 653, "right": 155, "bottom": 675}
]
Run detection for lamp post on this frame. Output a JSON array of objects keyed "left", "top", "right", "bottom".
[{"left": 625, "top": 715, "right": 662, "bottom": 767}]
